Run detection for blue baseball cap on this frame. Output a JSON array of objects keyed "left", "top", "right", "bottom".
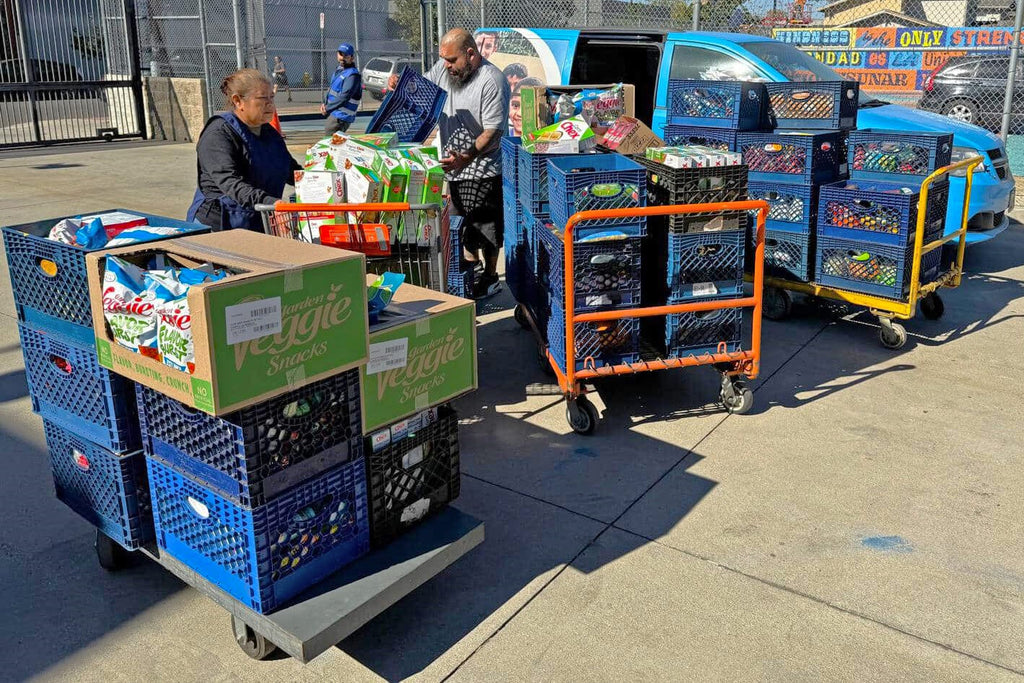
[{"left": 337, "top": 43, "right": 355, "bottom": 56}]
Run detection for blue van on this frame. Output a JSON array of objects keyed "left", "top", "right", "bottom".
[{"left": 479, "top": 28, "right": 1014, "bottom": 243}]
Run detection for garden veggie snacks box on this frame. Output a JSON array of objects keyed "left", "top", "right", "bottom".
[
  {"left": 87, "top": 230, "right": 369, "bottom": 415},
  {"left": 360, "top": 277, "right": 477, "bottom": 432}
]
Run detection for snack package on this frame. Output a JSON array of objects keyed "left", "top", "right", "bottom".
[
  {"left": 75, "top": 217, "right": 108, "bottom": 249},
  {"left": 523, "top": 116, "right": 597, "bottom": 154},
  {"left": 102, "top": 256, "right": 168, "bottom": 356},
  {"left": 78, "top": 211, "right": 149, "bottom": 238},
  {"left": 105, "top": 226, "right": 194, "bottom": 248},
  {"left": 156, "top": 266, "right": 228, "bottom": 373},
  {"left": 293, "top": 170, "right": 347, "bottom": 242},
  {"left": 551, "top": 85, "right": 625, "bottom": 129}
]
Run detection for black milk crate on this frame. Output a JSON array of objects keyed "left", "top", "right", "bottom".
[
  {"left": 365, "top": 405, "right": 460, "bottom": 546},
  {"left": 666, "top": 302, "right": 743, "bottom": 360},
  {"left": 147, "top": 454, "right": 369, "bottom": 614},
  {"left": 848, "top": 130, "right": 954, "bottom": 182},
  {"left": 20, "top": 321, "right": 139, "bottom": 453},
  {"left": 136, "top": 370, "right": 362, "bottom": 508},
  {"left": 501, "top": 136, "right": 521, "bottom": 190},
  {"left": 547, "top": 300, "right": 640, "bottom": 374},
  {"left": 535, "top": 217, "right": 642, "bottom": 312},
  {"left": 765, "top": 81, "right": 859, "bottom": 130},
  {"left": 763, "top": 230, "right": 815, "bottom": 282},
  {"left": 667, "top": 80, "right": 766, "bottom": 130},
  {"left": 668, "top": 229, "right": 746, "bottom": 302},
  {"left": 816, "top": 236, "right": 943, "bottom": 299},
  {"left": 663, "top": 125, "right": 737, "bottom": 151},
  {"left": 746, "top": 181, "right": 816, "bottom": 234},
  {"left": 2, "top": 211, "right": 205, "bottom": 342},
  {"left": 737, "top": 131, "right": 847, "bottom": 185},
  {"left": 547, "top": 154, "right": 647, "bottom": 238},
  {"left": 632, "top": 155, "right": 748, "bottom": 234},
  {"left": 817, "top": 178, "right": 949, "bottom": 248},
  {"left": 517, "top": 147, "right": 589, "bottom": 215},
  {"left": 44, "top": 419, "right": 153, "bottom": 550}
]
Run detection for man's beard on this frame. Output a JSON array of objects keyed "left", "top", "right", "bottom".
[{"left": 449, "top": 66, "right": 472, "bottom": 87}]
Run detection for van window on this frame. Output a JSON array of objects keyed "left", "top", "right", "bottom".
[
  {"left": 364, "top": 58, "right": 392, "bottom": 73},
  {"left": 669, "top": 45, "right": 760, "bottom": 81}
]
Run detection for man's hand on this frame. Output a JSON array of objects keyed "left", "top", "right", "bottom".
[
  {"left": 320, "top": 104, "right": 327, "bottom": 116},
  {"left": 441, "top": 151, "right": 473, "bottom": 174},
  {"left": 388, "top": 73, "right": 399, "bottom": 91}
]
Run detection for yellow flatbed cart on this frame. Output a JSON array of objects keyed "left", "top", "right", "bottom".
[{"left": 761, "top": 156, "right": 984, "bottom": 349}]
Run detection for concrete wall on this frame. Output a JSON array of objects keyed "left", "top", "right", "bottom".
[{"left": 143, "top": 77, "right": 208, "bottom": 143}]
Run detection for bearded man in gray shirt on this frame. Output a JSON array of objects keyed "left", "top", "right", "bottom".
[{"left": 392, "top": 28, "right": 511, "bottom": 298}]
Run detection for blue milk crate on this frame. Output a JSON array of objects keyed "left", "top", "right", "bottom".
[
  {"left": 501, "top": 136, "right": 521, "bottom": 189},
  {"left": 746, "top": 181, "right": 816, "bottom": 234},
  {"left": 20, "top": 321, "right": 139, "bottom": 453},
  {"left": 667, "top": 230, "right": 746, "bottom": 302},
  {"left": 547, "top": 155, "right": 647, "bottom": 238},
  {"left": 366, "top": 67, "right": 446, "bottom": 142},
  {"left": 447, "top": 269, "right": 474, "bottom": 299},
  {"left": 547, "top": 300, "right": 640, "bottom": 374},
  {"left": 667, "top": 80, "right": 766, "bottom": 130},
  {"left": 444, "top": 214, "right": 475, "bottom": 299},
  {"left": 136, "top": 369, "right": 362, "bottom": 508},
  {"left": 666, "top": 300, "right": 743, "bottom": 359},
  {"left": 817, "top": 178, "right": 950, "bottom": 247},
  {"left": 737, "top": 131, "right": 847, "bottom": 185},
  {"left": 517, "top": 147, "right": 587, "bottom": 215},
  {"left": 763, "top": 230, "right": 815, "bottom": 282},
  {"left": 2, "top": 210, "right": 206, "bottom": 344},
  {"left": 663, "top": 125, "right": 737, "bottom": 151},
  {"left": 535, "top": 218, "right": 642, "bottom": 312},
  {"left": 148, "top": 454, "right": 369, "bottom": 614},
  {"left": 816, "top": 236, "right": 943, "bottom": 299},
  {"left": 848, "top": 130, "right": 954, "bottom": 182},
  {"left": 765, "top": 81, "right": 859, "bottom": 130},
  {"left": 504, "top": 197, "right": 526, "bottom": 301},
  {"left": 44, "top": 419, "right": 153, "bottom": 550}
]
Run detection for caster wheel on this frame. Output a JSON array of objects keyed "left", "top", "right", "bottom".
[
  {"left": 763, "top": 287, "right": 793, "bottom": 321},
  {"left": 919, "top": 292, "right": 944, "bottom": 320},
  {"left": 879, "top": 322, "right": 907, "bottom": 350},
  {"left": 566, "top": 396, "right": 598, "bottom": 435},
  {"left": 232, "top": 615, "right": 278, "bottom": 661},
  {"left": 721, "top": 381, "right": 754, "bottom": 415},
  {"left": 514, "top": 304, "right": 530, "bottom": 330},
  {"left": 95, "top": 530, "right": 130, "bottom": 571}
]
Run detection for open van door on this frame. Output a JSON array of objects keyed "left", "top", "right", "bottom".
[{"left": 567, "top": 32, "right": 664, "bottom": 126}]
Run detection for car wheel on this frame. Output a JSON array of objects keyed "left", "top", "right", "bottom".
[{"left": 942, "top": 98, "right": 979, "bottom": 124}]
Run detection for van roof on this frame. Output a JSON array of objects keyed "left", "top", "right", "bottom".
[{"left": 566, "top": 29, "right": 775, "bottom": 45}]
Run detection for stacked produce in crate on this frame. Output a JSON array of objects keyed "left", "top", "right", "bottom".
[{"left": 2, "top": 211, "right": 205, "bottom": 563}]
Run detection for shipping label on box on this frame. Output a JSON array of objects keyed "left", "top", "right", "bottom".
[
  {"left": 359, "top": 279, "right": 477, "bottom": 432},
  {"left": 89, "top": 230, "right": 369, "bottom": 415}
]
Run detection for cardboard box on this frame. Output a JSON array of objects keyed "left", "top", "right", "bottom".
[
  {"left": 359, "top": 277, "right": 477, "bottom": 433},
  {"left": 89, "top": 230, "right": 370, "bottom": 415},
  {"left": 519, "top": 84, "right": 636, "bottom": 138},
  {"left": 598, "top": 116, "right": 664, "bottom": 155},
  {"left": 293, "top": 170, "right": 346, "bottom": 242},
  {"left": 523, "top": 117, "right": 597, "bottom": 154}
]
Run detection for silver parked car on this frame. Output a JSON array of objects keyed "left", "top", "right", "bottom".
[{"left": 362, "top": 56, "right": 422, "bottom": 100}]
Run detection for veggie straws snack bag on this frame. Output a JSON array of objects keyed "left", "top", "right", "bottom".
[
  {"left": 102, "top": 256, "right": 171, "bottom": 356},
  {"left": 155, "top": 267, "right": 228, "bottom": 373}
]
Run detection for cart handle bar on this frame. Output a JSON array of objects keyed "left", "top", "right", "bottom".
[{"left": 254, "top": 201, "right": 442, "bottom": 213}]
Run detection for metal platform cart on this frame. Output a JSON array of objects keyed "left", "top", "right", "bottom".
[
  {"left": 515, "top": 200, "right": 769, "bottom": 435},
  {"left": 761, "top": 156, "right": 983, "bottom": 349},
  {"left": 257, "top": 200, "right": 448, "bottom": 292}
]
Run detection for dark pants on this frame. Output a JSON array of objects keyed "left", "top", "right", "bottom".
[
  {"left": 324, "top": 116, "right": 351, "bottom": 136},
  {"left": 449, "top": 176, "right": 504, "bottom": 268}
]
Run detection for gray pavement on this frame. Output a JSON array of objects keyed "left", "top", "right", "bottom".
[{"left": 0, "top": 142, "right": 1022, "bottom": 682}]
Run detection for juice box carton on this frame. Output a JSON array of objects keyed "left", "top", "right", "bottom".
[{"left": 292, "top": 170, "right": 346, "bottom": 242}]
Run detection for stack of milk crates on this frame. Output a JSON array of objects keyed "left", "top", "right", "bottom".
[
  {"left": 632, "top": 80, "right": 755, "bottom": 359},
  {"left": 1, "top": 212, "right": 200, "bottom": 566}
]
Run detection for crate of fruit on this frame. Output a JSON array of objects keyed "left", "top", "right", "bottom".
[
  {"left": 547, "top": 300, "right": 639, "bottom": 374},
  {"left": 667, "top": 80, "right": 765, "bottom": 130},
  {"left": 21, "top": 321, "right": 139, "bottom": 453},
  {"left": 44, "top": 419, "right": 153, "bottom": 550},
  {"left": 663, "top": 125, "right": 737, "bottom": 151},
  {"left": 136, "top": 369, "right": 362, "bottom": 508},
  {"left": 848, "top": 130, "right": 954, "bottom": 182},
  {"left": 817, "top": 178, "right": 949, "bottom": 247},
  {"left": 666, "top": 301, "right": 743, "bottom": 359},
  {"left": 536, "top": 217, "right": 642, "bottom": 312},
  {"left": 746, "top": 181, "right": 816, "bottom": 234},
  {"left": 765, "top": 81, "right": 859, "bottom": 130},
  {"left": 147, "top": 454, "right": 370, "bottom": 614},
  {"left": 365, "top": 405, "right": 460, "bottom": 546},
  {"left": 763, "top": 230, "right": 815, "bottom": 282},
  {"left": 737, "top": 131, "right": 846, "bottom": 185},
  {"left": 816, "top": 236, "right": 943, "bottom": 299},
  {"left": 668, "top": 229, "right": 746, "bottom": 302},
  {"left": 548, "top": 154, "right": 647, "bottom": 237}
]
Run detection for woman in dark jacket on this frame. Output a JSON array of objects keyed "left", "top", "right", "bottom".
[{"left": 187, "top": 68, "right": 300, "bottom": 231}]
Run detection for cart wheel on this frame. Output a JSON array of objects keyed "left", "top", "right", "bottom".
[
  {"left": 232, "top": 615, "right": 278, "bottom": 661},
  {"left": 514, "top": 304, "right": 530, "bottom": 330},
  {"left": 878, "top": 322, "right": 908, "bottom": 350},
  {"left": 95, "top": 530, "right": 130, "bottom": 572},
  {"left": 763, "top": 287, "right": 793, "bottom": 321},
  {"left": 919, "top": 292, "right": 945, "bottom": 321},
  {"left": 721, "top": 381, "right": 754, "bottom": 415},
  {"left": 566, "top": 396, "right": 598, "bottom": 435}
]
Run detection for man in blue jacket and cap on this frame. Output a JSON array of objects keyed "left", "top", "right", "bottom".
[{"left": 321, "top": 42, "right": 362, "bottom": 135}]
